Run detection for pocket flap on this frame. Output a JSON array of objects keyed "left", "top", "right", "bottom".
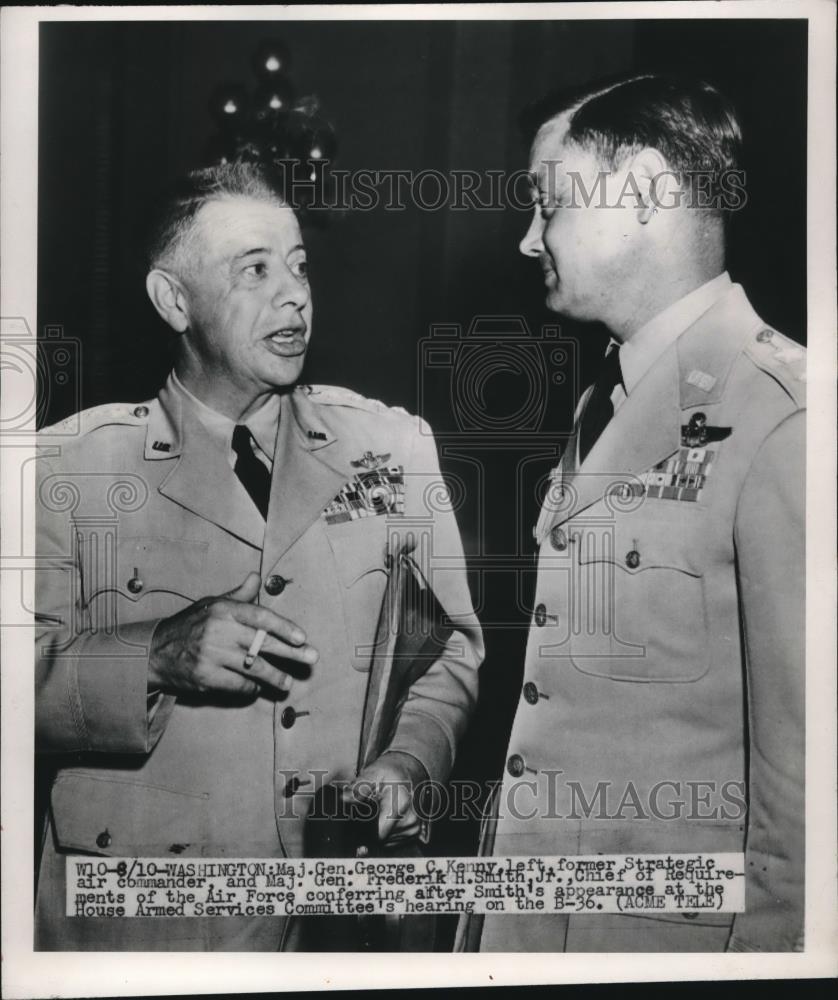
[
  {"left": 575, "top": 526, "right": 700, "bottom": 577},
  {"left": 52, "top": 771, "right": 209, "bottom": 856},
  {"left": 326, "top": 522, "right": 390, "bottom": 587},
  {"left": 87, "top": 536, "right": 209, "bottom": 607}
]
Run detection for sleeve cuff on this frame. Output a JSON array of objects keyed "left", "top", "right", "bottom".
[
  {"left": 385, "top": 709, "right": 454, "bottom": 787},
  {"left": 74, "top": 619, "right": 174, "bottom": 752}
]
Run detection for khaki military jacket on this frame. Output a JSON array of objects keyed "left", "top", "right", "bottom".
[
  {"left": 479, "top": 284, "right": 805, "bottom": 952},
  {"left": 35, "top": 378, "right": 483, "bottom": 950}
]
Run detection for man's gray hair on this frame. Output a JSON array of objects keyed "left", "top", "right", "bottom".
[{"left": 147, "top": 161, "right": 285, "bottom": 275}]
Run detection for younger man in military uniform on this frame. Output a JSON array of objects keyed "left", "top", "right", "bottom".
[{"left": 469, "top": 74, "right": 804, "bottom": 953}]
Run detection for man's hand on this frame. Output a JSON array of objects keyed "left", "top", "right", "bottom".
[
  {"left": 346, "top": 751, "right": 428, "bottom": 846},
  {"left": 148, "top": 572, "right": 318, "bottom": 697}
]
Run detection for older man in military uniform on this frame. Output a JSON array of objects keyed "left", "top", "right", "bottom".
[
  {"left": 35, "top": 162, "right": 482, "bottom": 950},
  {"left": 468, "top": 75, "right": 804, "bottom": 953}
]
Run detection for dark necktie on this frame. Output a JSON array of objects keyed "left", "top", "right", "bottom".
[
  {"left": 578, "top": 346, "right": 624, "bottom": 464},
  {"left": 232, "top": 424, "right": 271, "bottom": 519}
]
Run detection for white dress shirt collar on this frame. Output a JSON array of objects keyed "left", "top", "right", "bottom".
[{"left": 167, "top": 371, "right": 280, "bottom": 467}]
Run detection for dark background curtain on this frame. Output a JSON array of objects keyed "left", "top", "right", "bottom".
[{"left": 37, "top": 18, "right": 807, "bottom": 946}]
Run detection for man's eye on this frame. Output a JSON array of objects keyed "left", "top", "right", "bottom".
[
  {"left": 243, "top": 261, "right": 268, "bottom": 278},
  {"left": 290, "top": 258, "right": 309, "bottom": 280},
  {"left": 533, "top": 192, "right": 555, "bottom": 217}
]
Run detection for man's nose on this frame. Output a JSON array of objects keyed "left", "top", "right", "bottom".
[
  {"left": 519, "top": 206, "right": 545, "bottom": 257},
  {"left": 273, "top": 267, "right": 309, "bottom": 310}
]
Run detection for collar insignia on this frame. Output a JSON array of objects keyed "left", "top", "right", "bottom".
[{"left": 685, "top": 369, "right": 717, "bottom": 393}]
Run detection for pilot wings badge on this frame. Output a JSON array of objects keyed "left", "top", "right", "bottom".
[{"left": 351, "top": 450, "right": 391, "bottom": 471}]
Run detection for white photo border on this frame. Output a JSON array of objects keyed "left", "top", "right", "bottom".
[{"left": 2, "top": 2, "right": 835, "bottom": 995}]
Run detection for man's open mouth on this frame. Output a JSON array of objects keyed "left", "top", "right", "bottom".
[{"left": 264, "top": 328, "right": 307, "bottom": 354}]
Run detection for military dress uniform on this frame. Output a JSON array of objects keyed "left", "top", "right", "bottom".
[
  {"left": 35, "top": 373, "right": 483, "bottom": 950},
  {"left": 471, "top": 276, "right": 805, "bottom": 953}
]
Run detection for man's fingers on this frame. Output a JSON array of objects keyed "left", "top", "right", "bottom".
[
  {"left": 373, "top": 783, "right": 418, "bottom": 841},
  {"left": 223, "top": 571, "right": 262, "bottom": 603},
  {"left": 343, "top": 774, "right": 421, "bottom": 843},
  {"left": 223, "top": 621, "right": 317, "bottom": 669},
  {"left": 229, "top": 601, "right": 310, "bottom": 648},
  {"left": 201, "top": 665, "right": 259, "bottom": 696},
  {"left": 232, "top": 654, "right": 295, "bottom": 694},
  {"left": 378, "top": 807, "right": 420, "bottom": 843},
  {"left": 255, "top": 633, "right": 319, "bottom": 668}
]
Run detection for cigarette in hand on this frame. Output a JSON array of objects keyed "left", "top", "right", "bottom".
[{"left": 243, "top": 628, "right": 267, "bottom": 669}]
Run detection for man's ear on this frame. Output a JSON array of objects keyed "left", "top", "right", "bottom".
[
  {"left": 628, "top": 148, "right": 679, "bottom": 224},
  {"left": 146, "top": 269, "right": 190, "bottom": 333}
]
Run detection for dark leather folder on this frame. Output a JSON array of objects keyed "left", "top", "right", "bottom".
[{"left": 358, "top": 549, "right": 453, "bottom": 772}]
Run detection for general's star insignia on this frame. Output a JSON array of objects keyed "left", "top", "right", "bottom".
[{"left": 350, "top": 450, "right": 391, "bottom": 470}]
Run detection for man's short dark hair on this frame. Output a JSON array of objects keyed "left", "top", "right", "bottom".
[
  {"left": 522, "top": 74, "right": 743, "bottom": 211},
  {"left": 146, "top": 161, "right": 284, "bottom": 274}
]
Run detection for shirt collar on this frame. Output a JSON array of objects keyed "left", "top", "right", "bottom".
[
  {"left": 617, "top": 271, "right": 732, "bottom": 396},
  {"left": 168, "top": 371, "right": 280, "bottom": 460}
]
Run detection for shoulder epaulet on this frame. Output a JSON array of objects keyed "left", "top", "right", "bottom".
[
  {"left": 40, "top": 400, "right": 154, "bottom": 437},
  {"left": 298, "top": 384, "right": 413, "bottom": 419},
  {"left": 743, "top": 327, "right": 806, "bottom": 408}
]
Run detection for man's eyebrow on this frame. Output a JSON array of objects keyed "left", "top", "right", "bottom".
[{"left": 232, "top": 246, "right": 273, "bottom": 262}]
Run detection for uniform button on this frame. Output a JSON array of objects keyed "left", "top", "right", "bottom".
[
  {"left": 96, "top": 829, "right": 112, "bottom": 849},
  {"left": 265, "top": 574, "right": 287, "bottom": 596},
  {"left": 283, "top": 776, "right": 302, "bottom": 797},
  {"left": 534, "top": 603, "right": 547, "bottom": 627},
  {"left": 127, "top": 569, "right": 143, "bottom": 594},
  {"left": 133, "top": 405, "right": 149, "bottom": 418},
  {"left": 550, "top": 526, "right": 568, "bottom": 551},
  {"left": 625, "top": 550, "right": 641, "bottom": 569},
  {"left": 523, "top": 682, "right": 540, "bottom": 705},
  {"left": 507, "top": 754, "right": 525, "bottom": 777},
  {"left": 756, "top": 328, "right": 773, "bottom": 343},
  {"left": 282, "top": 776, "right": 311, "bottom": 797},
  {"left": 280, "top": 707, "right": 310, "bottom": 729}
]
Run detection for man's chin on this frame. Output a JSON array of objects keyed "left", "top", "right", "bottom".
[
  {"left": 263, "top": 356, "right": 306, "bottom": 389},
  {"left": 545, "top": 287, "right": 565, "bottom": 314},
  {"left": 545, "top": 289, "right": 588, "bottom": 323}
]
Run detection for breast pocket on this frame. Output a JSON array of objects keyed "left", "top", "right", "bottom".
[
  {"left": 326, "top": 520, "right": 391, "bottom": 671},
  {"left": 84, "top": 536, "right": 209, "bottom": 624},
  {"left": 569, "top": 525, "right": 709, "bottom": 683}
]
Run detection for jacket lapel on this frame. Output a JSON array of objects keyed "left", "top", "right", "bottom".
[
  {"left": 545, "top": 283, "right": 759, "bottom": 530},
  {"left": 149, "top": 380, "right": 357, "bottom": 560},
  {"left": 555, "top": 346, "right": 681, "bottom": 526},
  {"left": 153, "top": 385, "right": 266, "bottom": 550},
  {"left": 260, "top": 390, "right": 350, "bottom": 573}
]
